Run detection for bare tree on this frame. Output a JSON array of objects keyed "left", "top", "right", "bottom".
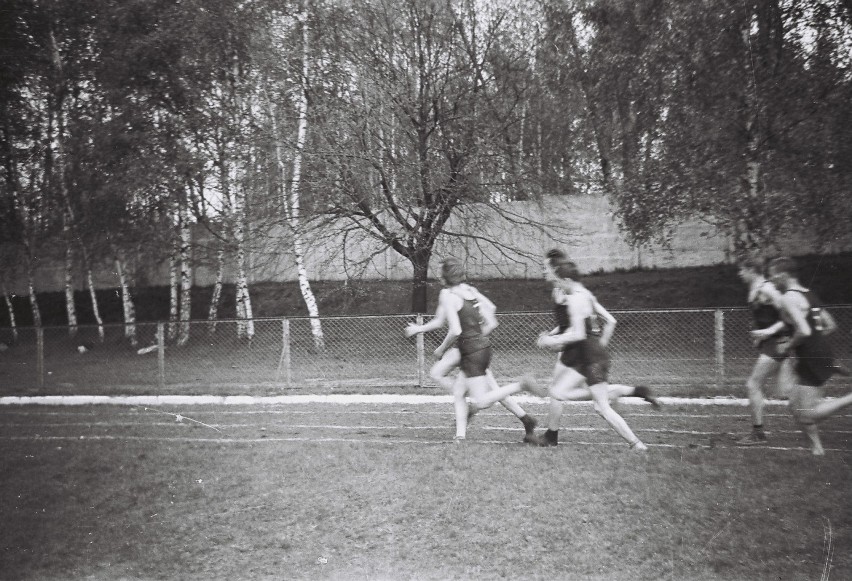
[{"left": 308, "top": 0, "right": 572, "bottom": 312}]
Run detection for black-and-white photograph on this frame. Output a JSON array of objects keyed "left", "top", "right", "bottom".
[{"left": 1, "top": 0, "right": 851, "bottom": 579}]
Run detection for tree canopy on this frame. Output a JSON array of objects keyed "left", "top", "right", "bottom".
[{"left": 1, "top": 0, "right": 850, "bottom": 312}]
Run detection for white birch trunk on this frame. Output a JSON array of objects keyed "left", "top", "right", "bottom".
[
  {"left": 64, "top": 245, "right": 77, "bottom": 335},
  {"left": 85, "top": 268, "right": 104, "bottom": 342},
  {"left": 536, "top": 119, "right": 543, "bottom": 179},
  {"left": 235, "top": 279, "right": 245, "bottom": 322},
  {"left": 168, "top": 251, "right": 178, "bottom": 341},
  {"left": 49, "top": 29, "right": 78, "bottom": 337},
  {"left": 2, "top": 285, "right": 18, "bottom": 343},
  {"left": 233, "top": 189, "right": 254, "bottom": 340},
  {"left": 288, "top": 2, "right": 324, "bottom": 350},
  {"left": 177, "top": 208, "right": 192, "bottom": 346},
  {"left": 115, "top": 258, "right": 137, "bottom": 346},
  {"left": 235, "top": 267, "right": 254, "bottom": 340},
  {"left": 27, "top": 267, "right": 41, "bottom": 328},
  {"left": 518, "top": 100, "right": 526, "bottom": 170},
  {"left": 740, "top": 13, "right": 762, "bottom": 252},
  {"left": 207, "top": 249, "right": 224, "bottom": 334}
]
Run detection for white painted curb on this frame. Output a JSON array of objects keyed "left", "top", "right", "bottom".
[{"left": 0, "top": 394, "right": 787, "bottom": 407}]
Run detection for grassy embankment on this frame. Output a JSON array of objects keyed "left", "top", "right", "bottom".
[{"left": 2, "top": 253, "right": 850, "bottom": 327}]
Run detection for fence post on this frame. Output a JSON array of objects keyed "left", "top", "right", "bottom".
[
  {"left": 36, "top": 327, "right": 44, "bottom": 389},
  {"left": 157, "top": 322, "right": 165, "bottom": 389},
  {"left": 416, "top": 314, "right": 425, "bottom": 387},
  {"left": 714, "top": 309, "right": 725, "bottom": 388},
  {"left": 281, "top": 319, "right": 292, "bottom": 389}
]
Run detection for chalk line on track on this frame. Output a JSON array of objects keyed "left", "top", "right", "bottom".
[
  {"left": 2, "top": 422, "right": 848, "bottom": 436},
  {"left": 0, "top": 394, "right": 785, "bottom": 406}
]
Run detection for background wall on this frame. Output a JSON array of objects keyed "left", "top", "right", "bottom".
[{"left": 8, "top": 195, "right": 851, "bottom": 293}]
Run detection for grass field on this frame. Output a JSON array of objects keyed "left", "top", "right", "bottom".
[{"left": 2, "top": 398, "right": 850, "bottom": 580}]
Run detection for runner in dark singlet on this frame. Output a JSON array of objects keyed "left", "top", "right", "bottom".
[
  {"left": 430, "top": 258, "right": 539, "bottom": 442},
  {"left": 405, "top": 296, "right": 538, "bottom": 442},
  {"left": 734, "top": 258, "right": 794, "bottom": 446},
  {"left": 470, "top": 250, "right": 659, "bottom": 450},
  {"left": 768, "top": 256, "right": 852, "bottom": 456},
  {"left": 454, "top": 292, "right": 492, "bottom": 377}
]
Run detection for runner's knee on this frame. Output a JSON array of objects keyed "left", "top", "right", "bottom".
[{"left": 592, "top": 397, "right": 610, "bottom": 416}]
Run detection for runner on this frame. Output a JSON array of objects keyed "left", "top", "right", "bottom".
[
  {"left": 735, "top": 257, "right": 794, "bottom": 445},
  {"left": 405, "top": 258, "right": 538, "bottom": 442},
  {"left": 767, "top": 256, "right": 852, "bottom": 455},
  {"left": 470, "top": 250, "right": 658, "bottom": 450}
]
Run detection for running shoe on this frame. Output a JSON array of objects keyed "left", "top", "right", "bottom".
[
  {"left": 537, "top": 429, "right": 558, "bottom": 447},
  {"left": 629, "top": 440, "right": 648, "bottom": 452},
  {"left": 523, "top": 431, "right": 543, "bottom": 445},
  {"left": 634, "top": 385, "right": 660, "bottom": 409}
]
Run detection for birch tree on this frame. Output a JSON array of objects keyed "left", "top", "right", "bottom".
[
  {"left": 265, "top": 1, "right": 325, "bottom": 349},
  {"left": 207, "top": 248, "right": 225, "bottom": 334},
  {"left": 2, "top": 151, "right": 44, "bottom": 330},
  {"left": 3, "top": 94, "right": 48, "bottom": 330},
  {"left": 81, "top": 249, "right": 104, "bottom": 341},
  {"left": 1, "top": 285, "right": 18, "bottom": 343},
  {"left": 114, "top": 255, "right": 137, "bottom": 347},
  {"left": 232, "top": 182, "right": 255, "bottom": 340},
  {"left": 168, "top": 250, "right": 179, "bottom": 341},
  {"left": 177, "top": 199, "right": 193, "bottom": 345},
  {"left": 47, "top": 26, "right": 78, "bottom": 335}
]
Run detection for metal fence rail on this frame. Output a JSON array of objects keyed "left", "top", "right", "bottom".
[{"left": 0, "top": 308, "right": 849, "bottom": 397}]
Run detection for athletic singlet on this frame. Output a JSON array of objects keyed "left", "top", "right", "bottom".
[
  {"left": 784, "top": 288, "right": 836, "bottom": 386},
  {"left": 785, "top": 289, "right": 831, "bottom": 345},
  {"left": 553, "top": 286, "right": 610, "bottom": 381},
  {"left": 552, "top": 287, "right": 601, "bottom": 339},
  {"left": 749, "top": 281, "right": 782, "bottom": 330},
  {"left": 453, "top": 291, "right": 490, "bottom": 355}
]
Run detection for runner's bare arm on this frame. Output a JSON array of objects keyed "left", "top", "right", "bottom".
[
  {"left": 434, "top": 292, "right": 462, "bottom": 358},
  {"left": 593, "top": 299, "right": 617, "bottom": 347},
  {"left": 538, "top": 299, "right": 587, "bottom": 349},
  {"left": 404, "top": 298, "right": 447, "bottom": 338},
  {"left": 471, "top": 288, "right": 498, "bottom": 336},
  {"left": 750, "top": 285, "right": 788, "bottom": 339},
  {"left": 778, "top": 293, "right": 811, "bottom": 353},
  {"left": 819, "top": 308, "right": 838, "bottom": 335}
]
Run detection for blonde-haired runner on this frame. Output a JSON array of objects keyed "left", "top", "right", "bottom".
[{"left": 405, "top": 258, "right": 538, "bottom": 442}]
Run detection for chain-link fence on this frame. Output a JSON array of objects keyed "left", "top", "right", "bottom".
[{"left": 1, "top": 308, "right": 850, "bottom": 397}]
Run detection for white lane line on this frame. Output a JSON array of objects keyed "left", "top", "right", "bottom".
[
  {"left": 1, "top": 422, "right": 849, "bottom": 436},
  {"left": 0, "top": 394, "right": 786, "bottom": 406},
  {"left": 4, "top": 409, "right": 850, "bottom": 421}
]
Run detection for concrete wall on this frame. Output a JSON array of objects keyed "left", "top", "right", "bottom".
[{"left": 4, "top": 194, "right": 849, "bottom": 293}]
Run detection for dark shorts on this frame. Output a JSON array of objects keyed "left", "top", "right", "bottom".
[
  {"left": 794, "top": 357, "right": 837, "bottom": 387},
  {"left": 561, "top": 338, "right": 610, "bottom": 385},
  {"left": 757, "top": 336, "right": 790, "bottom": 362},
  {"left": 559, "top": 343, "right": 584, "bottom": 369},
  {"left": 460, "top": 346, "right": 491, "bottom": 378},
  {"left": 794, "top": 339, "right": 836, "bottom": 387}
]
